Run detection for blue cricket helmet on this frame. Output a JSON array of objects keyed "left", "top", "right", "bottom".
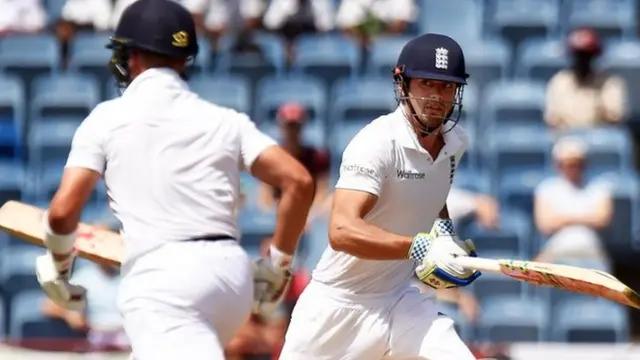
[
  {"left": 107, "top": 0, "right": 199, "bottom": 91},
  {"left": 393, "top": 33, "right": 469, "bottom": 135}
]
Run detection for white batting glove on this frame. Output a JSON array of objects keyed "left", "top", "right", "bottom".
[
  {"left": 35, "top": 251, "right": 86, "bottom": 311},
  {"left": 252, "top": 258, "right": 292, "bottom": 316},
  {"left": 408, "top": 218, "right": 481, "bottom": 289}
]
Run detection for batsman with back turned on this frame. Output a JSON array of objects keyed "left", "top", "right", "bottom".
[
  {"left": 31, "top": 0, "right": 315, "bottom": 359},
  {"left": 279, "top": 33, "right": 482, "bottom": 359}
]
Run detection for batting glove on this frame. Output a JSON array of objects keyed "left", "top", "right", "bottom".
[
  {"left": 409, "top": 218, "right": 481, "bottom": 290},
  {"left": 35, "top": 251, "right": 86, "bottom": 311},
  {"left": 252, "top": 258, "right": 292, "bottom": 316}
]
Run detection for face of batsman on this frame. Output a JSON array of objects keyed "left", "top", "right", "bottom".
[{"left": 403, "top": 78, "right": 463, "bottom": 134}]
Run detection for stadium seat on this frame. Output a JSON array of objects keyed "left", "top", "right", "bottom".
[
  {"left": 478, "top": 295, "right": 550, "bottom": 342},
  {"left": 188, "top": 74, "right": 251, "bottom": 114},
  {"left": 552, "top": 299, "right": 628, "bottom": 343},
  {"left": 562, "top": 126, "right": 634, "bottom": 174},
  {"left": 472, "top": 272, "right": 526, "bottom": 304},
  {"left": 462, "top": 37, "right": 511, "bottom": 92},
  {"left": 489, "top": 0, "right": 560, "bottom": 50},
  {"left": 0, "top": 75, "right": 25, "bottom": 159},
  {"left": 484, "top": 125, "right": 553, "bottom": 183},
  {"left": 27, "top": 119, "right": 78, "bottom": 179},
  {"left": 254, "top": 74, "right": 327, "bottom": 124},
  {"left": 238, "top": 207, "right": 277, "bottom": 255},
  {"left": 461, "top": 79, "right": 480, "bottom": 126},
  {"left": 304, "top": 217, "right": 329, "bottom": 270},
  {"left": 600, "top": 39, "right": 640, "bottom": 119},
  {"left": 367, "top": 35, "right": 413, "bottom": 77},
  {"left": 0, "top": 35, "right": 60, "bottom": 84},
  {"left": 9, "top": 290, "right": 84, "bottom": 341},
  {"left": 67, "top": 32, "right": 113, "bottom": 96},
  {"left": 329, "top": 121, "right": 368, "bottom": 158},
  {"left": 30, "top": 74, "right": 100, "bottom": 124},
  {"left": 498, "top": 168, "right": 552, "bottom": 216},
  {"left": 418, "top": 0, "right": 483, "bottom": 44},
  {"left": 329, "top": 77, "right": 396, "bottom": 129},
  {"left": 216, "top": 32, "right": 286, "bottom": 84},
  {"left": 564, "top": 0, "right": 636, "bottom": 38},
  {"left": 0, "top": 161, "right": 25, "bottom": 205},
  {"left": 452, "top": 167, "right": 491, "bottom": 195},
  {"left": 483, "top": 80, "right": 547, "bottom": 128},
  {"left": 0, "top": 246, "right": 42, "bottom": 300},
  {"left": 291, "top": 34, "right": 361, "bottom": 89},
  {"left": 516, "top": 37, "right": 568, "bottom": 82},
  {"left": 464, "top": 208, "right": 532, "bottom": 256}
]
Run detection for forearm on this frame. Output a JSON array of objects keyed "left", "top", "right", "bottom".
[
  {"left": 271, "top": 180, "right": 315, "bottom": 255},
  {"left": 329, "top": 216, "right": 413, "bottom": 260}
]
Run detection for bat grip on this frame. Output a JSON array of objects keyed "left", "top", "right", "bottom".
[{"left": 454, "top": 256, "right": 502, "bottom": 272}]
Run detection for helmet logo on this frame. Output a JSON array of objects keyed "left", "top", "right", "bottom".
[
  {"left": 172, "top": 31, "right": 189, "bottom": 48},
  {"left": 435, "top": 47, "right": 449, "bottom": 70}
]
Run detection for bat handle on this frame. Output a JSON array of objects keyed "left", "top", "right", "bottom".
[{"left": 454, "top": 256, "right": 502, "bottom": 273}]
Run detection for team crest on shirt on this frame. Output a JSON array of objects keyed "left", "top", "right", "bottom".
[{"left": 435, "top": 47, "right": 448, "bottom": 69}]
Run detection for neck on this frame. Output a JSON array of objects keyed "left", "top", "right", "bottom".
[{"left": 416, "top": 128, "right": 445, "bottom": 159}]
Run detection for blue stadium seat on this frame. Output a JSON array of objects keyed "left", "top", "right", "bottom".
[
  {"left": 600, "top": 39, "right": 640, "bottom": 118},
  {"left": 562, "top": 126, "right": 634, "bottom": 174},
  {"left": 304, "top": 218, "right": 329, "bottom": 270},
  {"left": 67, "top": 33, "right": 112, "bottom": 94},
  {"left": 216, "top": 32, "right": 286, "bottom": 84},
  {"left": 9, "top": 290, "right": 84, "bottom": 340},
  {"left": 30, "top": 74, "right": 100, "bottom": 123},
  {"left": 0, "top": 246, "right": 42, "bottom": 299},
  {"left": 239, "top": 173, "right": 262, "bottom": 210},
  {"left": 463, "top": 37, "right": 511, "bottom": 92},
  {"left": 461, "top": 79, "right": 479, "bottom": 125},
  {"left": 489, "top": 0, "right": 560, "bottom": 50},
  {"left": 485, "top": 125, "right": 553, "bottom": 182},
  {"left": 0, "top": 35, "right": 60, "bottom": 83},
  {"left": 329, "top": 122, "right": 368, "bottom": 160},
  {"left": 565, "top": 0, "right": 636, "bottom": 38},
  {"left": 472, "top": 272, "right": 526, "bottom": 303},
  {"left": 553, "top": 299, "right": 628, "bottom": 343},
  {"left": 589, "top": 171, "right": 639, "bottom": 252},
  {"left": 483, "top": 80, "right": 547, "bottom": 128},
  {"left": 238, "top": 207, "right": 276, "bottom": 255},
  {"left": 188, "top": 74, "right": 251, "bottom": 114},
  {"left": 516, "top": 37, "right": 568, "bottom": 82},
  {"left": 0, "top": 75, "right": 25, "bottom": 159},
  {"left": 254, "top": 74, "right": 327, "bottom": 124},
  {"left": 452, "top": 167, "right": 491, "bottom": 195},
  {"left": 291, "top": 34, "right": 360, "bottom": 88},
  {"left": 464, "top": 208, "right": 532, "bottom": 256},
  {"left": 418, "top": 0, "right": 483, "bottom": 44},
  {"left": 27, "top": 119, "right": 77, "bottom": 172},
  {"left": 329, "top": 77, "right": 396, "bottom": 128},
  {"left": 478, "top": 295, "right": 550, "bottom": 342},
  {"left": 498, "top": 167, "right": 552, "bottom": 216},
  {"left": 0, "top": 161, "right": 25, "bottom": 205},
  {"left": 367, "top": 35, "right": 413, "bottom": 77}
]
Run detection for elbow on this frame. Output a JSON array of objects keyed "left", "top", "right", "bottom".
[
  {"left": 284, "top": 170, "right": 315, "bottom": 204},
  {"left": 328, "top": 216, "right": 352, "bottom": 253}
]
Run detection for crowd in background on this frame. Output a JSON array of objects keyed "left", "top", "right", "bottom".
[{"left": 0, "top": 0, "right": 639, "bottom": 359}]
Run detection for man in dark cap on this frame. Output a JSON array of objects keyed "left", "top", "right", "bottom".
[
  {"left": 279, "top": 33, "right": 480, "bottom": 359},
  {"left": 34, "top": 0, "right": 315, "bottom": 359}
]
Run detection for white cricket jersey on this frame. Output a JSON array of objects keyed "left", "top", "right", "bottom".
[
  {"left": 65, "top": 68, "right": 276, "bottom": 263},
  {"left": 312, "top": 107, "right": 468, "bottom": 294}
]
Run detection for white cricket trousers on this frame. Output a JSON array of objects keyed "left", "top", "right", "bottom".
[
  {"left": 280, "top": 281, "right": 475, "bottom": 360},
  {"left": 117, "top": 240, "right": 253, "bottom": 360}
]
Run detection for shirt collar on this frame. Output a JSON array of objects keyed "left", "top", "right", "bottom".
[
  {"left": 121, "top": 68, "right": 190, "bottom": 98},
  {"left": 392, "top": 106, "right": 464, "bottom": 161}
]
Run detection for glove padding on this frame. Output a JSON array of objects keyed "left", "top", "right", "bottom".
[
  {"left": 413, "top": 219, "right": 481, "bottom": 290},
  {"left": 35, "top": 251, "right": 86, "bottom": 311},
  {"left": 252, "top": 258, "right": 292, "bottom": 316}
]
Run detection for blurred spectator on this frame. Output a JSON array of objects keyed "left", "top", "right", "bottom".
[
  {"left": 202, "top": 0, "right": 266, "bottom": 41},
  {"left": 41, "top": 262, "right": 128, "bottom": 352},
  {"left": 225, "top": 236, "right": 308, "bottom": 360},
  {"left": 0, "top": 0, "right": 47, "bottom": 36},
  {"left": 335, "top": 0, "right": 417, "bottom": 43},
  {"left": 544, "top": 27, "right": 627, "bottom": 131},
  {"left": 258, "top": 103, "right": 331, "bottom": 221},
  {"left": 533, "top": 137, "right": 613, "bottom": 267},
  {"left": 447, "top": 187, "right": 500, "bottom": 231},
  {"left": 262, "top": 0, "right": 334, "bottom": 61}
]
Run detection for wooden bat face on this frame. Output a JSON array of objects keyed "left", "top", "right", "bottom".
[
  {"left": 499, "top": 259, "right": 640, "bottom": 310},
  {"left": 0, "top": 201, "right": 123, "bottom": 266}
]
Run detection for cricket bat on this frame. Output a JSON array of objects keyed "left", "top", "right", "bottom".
[
  {"left": 0, "top": 200, "right": 123, "bottom": 266},
  {"left": 456, "top": 256, "right": 640, "bottom": 310}
]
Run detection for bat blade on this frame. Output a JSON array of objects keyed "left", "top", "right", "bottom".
[
  {"left": 456, "top": 256, "right": 640, "bottom": 310},
  {"left": 0, "top": 200, "right": 123, "bottom": 266}
]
